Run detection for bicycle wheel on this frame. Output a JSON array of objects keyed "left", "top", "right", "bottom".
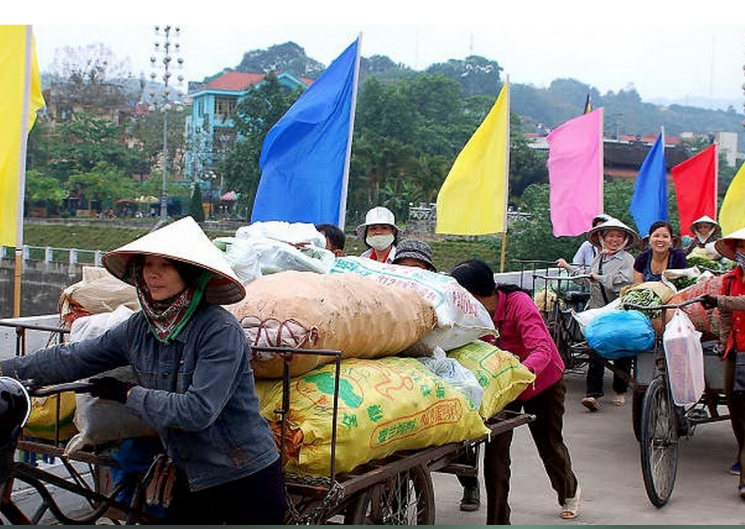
[
  {"left": 639, "top": 376, "right": 679, "bottom": 507},
  {"left": 343, "top": 464, "right": 435, "bottom": 525}
]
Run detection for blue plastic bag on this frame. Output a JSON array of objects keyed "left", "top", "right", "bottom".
[{"left": 584, "top": 309, "right": 655, "bottom": 359}]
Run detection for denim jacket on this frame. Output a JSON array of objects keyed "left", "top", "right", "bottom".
[{"left": 1, "top": 303, "right": 279, "bottom": 492}]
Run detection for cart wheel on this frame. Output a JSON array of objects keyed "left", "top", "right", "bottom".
[
  {"left": 343, "top": 464, "right": 435, "bottom": 525},
  {"left": 639, "top": 376, "right": 679, "bottom": 507}
]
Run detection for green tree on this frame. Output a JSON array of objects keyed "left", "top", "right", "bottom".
[{"left": 188, "top": 183, "right": 205, "bottom": 222}]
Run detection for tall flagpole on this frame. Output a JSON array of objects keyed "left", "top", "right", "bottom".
[
  {"left": 337, "top": 33, "right": 362, "bottom": 230},
  {"left": 13, "top": 25, "right": 34, "bottom": 318},
  {"left": 499, "top": 75, "right": 510, "bottom": 273}
]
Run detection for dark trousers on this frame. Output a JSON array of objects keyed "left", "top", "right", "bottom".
[
  {"left": 585, "top": 356, "right": 632, "bottom": 397},
  {"left": 483, "top": 379, "right": 578, "bottom": 525},
  {"left": 725, "top": 352, "right": 745, "bottom": 488},
  {"left": 165, "top": 457, "right": 288, "bottom": 524}
]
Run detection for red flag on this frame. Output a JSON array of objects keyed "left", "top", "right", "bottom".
[{"left": 671, "top": 144, "right": 717, "bottom": 237}]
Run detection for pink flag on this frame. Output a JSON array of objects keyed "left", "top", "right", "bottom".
[{"left": 547, "top": 108, "right": 604, "bottom": 236}]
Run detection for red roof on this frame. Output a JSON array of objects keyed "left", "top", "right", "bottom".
[{"left": 201, "top": 72, "right": 267, "bottom": 91}]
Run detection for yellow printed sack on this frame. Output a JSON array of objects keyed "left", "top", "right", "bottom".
[
  {"left": 254, "top": 356, "right": 490, "bottom": 476},
  {"left": 447, "top": 340, "right": 535, "bottom": 419},
  {"left": 24, "top": 392, "right": 78, "bottom": 442}
]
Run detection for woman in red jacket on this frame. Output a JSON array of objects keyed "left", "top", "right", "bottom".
[
  {"left": 700, "top": 227, "right": 745, "bottom": 499},
  {"left": 450, "top": 258, "right": 581, "bottom": 523}
]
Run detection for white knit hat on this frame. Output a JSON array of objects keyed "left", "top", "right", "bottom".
[{"left": 102, "top": 216, "right": 245, "bottom": 305}]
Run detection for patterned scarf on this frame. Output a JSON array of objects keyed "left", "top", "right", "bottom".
[{"left": 133, "top": 262, "right": 210, "bottom": 343}]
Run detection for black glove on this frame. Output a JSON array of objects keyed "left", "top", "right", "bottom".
[
  {"left": 88, "top": 377, "right": 134, "bottom": 403},
  {"left": 700, "top": 294, "right": 718, "bottom": 310}
]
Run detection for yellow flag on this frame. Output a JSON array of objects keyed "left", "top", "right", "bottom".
[
  {"left": 436, "top": 80, "right": 509, "bottom": 235},
  {"left": 0, "top": 25, "right": 46, "bottom": 247},
  {"left": 719, "top": 161, "right": 745, "bottom": 235}
]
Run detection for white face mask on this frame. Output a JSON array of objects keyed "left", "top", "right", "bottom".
[
  {"left": 367, "top": 234, "right": 395, "bottom": 251},
  {"left": 735, "top": 252, "right": 745, "bottom": 271}
]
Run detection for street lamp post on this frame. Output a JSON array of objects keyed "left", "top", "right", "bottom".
[{"left": 150, "top": 25, "right": 184, "bottom": 227}]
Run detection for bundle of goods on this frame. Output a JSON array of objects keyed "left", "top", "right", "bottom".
[
  {"left": 619, "top": 281, "right": 675, "bottom": 335},
  {"left": 215, "top": 221, "right": 336, "bottom": 282},
  {"left": 584, "top": 309, "right": 656, "bottom": 359},
  {"left": 253, "top": 356, "right": 490, "bottom": 476},
  {"left": 666, "top": 274, "right": 729, "bottom": 341},
  {"left": 64, "top": 306, "right": 157, "bottom": 456},
  {"left": 330, "top": 256, "right": 496, "bottom": 352},
  {"left": 58, "top": 266, "right": 139, "bottom": 329},
  {"left": 662, "top": 267, "right": 704, "bottom": 292},
  {"left": 226, "top": 270, "right": 438, "bottom": 378},
  {"left": 446, "top": 340, "right": 536, "bottom": 419}
]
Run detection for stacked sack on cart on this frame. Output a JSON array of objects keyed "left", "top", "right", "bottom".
[{"left": 220, "top": 221, "right": 535, "bottom": 475}]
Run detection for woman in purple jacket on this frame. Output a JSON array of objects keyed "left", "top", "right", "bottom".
[{"left": 450, "top": 259, "right": 581, "bottom": 523}]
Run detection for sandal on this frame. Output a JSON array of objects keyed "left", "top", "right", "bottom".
[
  {"left": 560, "top": 486, "right": 581, "bottom": 519},
  {"left": 611, "top": 393, "right": 626, "bottom": 407}
]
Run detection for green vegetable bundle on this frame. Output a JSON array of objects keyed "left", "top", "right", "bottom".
[{"left": 620, "top": 288, "right": 662, "bottom": 319}]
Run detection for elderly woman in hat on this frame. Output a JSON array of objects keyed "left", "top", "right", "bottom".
[
  {"left": 392, "top": 238, "right": 437, "bottom": 272},
  {"left": 557, "top": 217, "right": 640, "bottom": 410},
  {"left": 684, "top": 215, "right": 722, "bottom": 257},
  {"left": 0, "top": 217, "right": 287, "bottom": 524},
  {"left": 700, "top": 227, "right": 745, "bottom": 499},
  {"left": 357, "top": 206, "right": 401, "bottom": 263}
]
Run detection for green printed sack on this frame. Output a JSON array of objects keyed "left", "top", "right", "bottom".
[
  {"left": 254, "top": 356, "right": 490, "bottom": 476},
  {"left": 447, "top": 340, "right": 536, "bottom": 419}
]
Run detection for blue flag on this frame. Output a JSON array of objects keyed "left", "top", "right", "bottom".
[
  {"left": 629, "top": 132, "right": 667, "bottom": 236},
  {"left": 251, "top": 38, "right": 360, "bottom": 227}
]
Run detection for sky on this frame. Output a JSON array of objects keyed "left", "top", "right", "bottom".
[{"left": 17, "top": 2, "right": 745, "bottom": 110}]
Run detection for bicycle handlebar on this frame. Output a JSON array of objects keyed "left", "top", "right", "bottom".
[
  {"left": 533, "top": 274, "right": 593, "bottom": 282},
  {"left": 24, "top": 380, "right": 95, "bottom": 397},
  {"left": 623, "top": 296, "right": 705, "bottom": 313}
]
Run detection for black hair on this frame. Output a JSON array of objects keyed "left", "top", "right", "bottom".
[
  {"left": 129, "top": 255, "right": 204, "bottom": 287},
  {"left": 449, "top": 259, "right": 495, "bottom": 297},
  {"left": 647, "top": 220, "right": 675, "bottom": 237},
  {"left": 316, "top": 223, "right": 346, "bottom": 252}
]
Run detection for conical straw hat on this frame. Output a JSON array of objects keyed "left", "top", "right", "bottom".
[
  {"left": 587, "top": 217, "right": 640, "bottom": 250},
  {"left": 102, "top": 216, "right": 245, "bottom": 305},
  {"left": 714, "top": 226, "right": 745, "bottom": 261}
]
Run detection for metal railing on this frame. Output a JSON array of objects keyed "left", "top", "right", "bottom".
[{"left": 0, "top": 245, "right": 104, "bottom": 267}]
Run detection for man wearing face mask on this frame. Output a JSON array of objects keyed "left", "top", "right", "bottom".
[{"left": 356, "top": 206, "right": 401, "bottom": 263}]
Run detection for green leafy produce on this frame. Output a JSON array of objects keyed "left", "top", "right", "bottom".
[
  {"left": 686, "top": 255, "right": 719, "bottom": 271},
  {"left": 669, "top": 275, "right": 698, "bottom": 290},
  {"left": 620, "top": 288, "right": 662, "bottom": 319}
]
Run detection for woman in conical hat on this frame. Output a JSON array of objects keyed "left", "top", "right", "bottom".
[
  {"left": 700, "top": 226, "right": 745, "bottom": 498},
  {"left": 0, "top": 217, "right": 287, "bottom": 524},
  {"left": 557, "top": 217, "right": 639, "bottom": 410},
  {"left": 684, "top": 215, "right": 721, "bottom": 257}
]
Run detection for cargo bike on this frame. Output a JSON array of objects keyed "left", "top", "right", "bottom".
[{"left": 0, "top": 319, "right": 534, "bottom": 525}]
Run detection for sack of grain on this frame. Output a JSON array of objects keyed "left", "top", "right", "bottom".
[
  {"left": 254, "top": 356, "right": 490, "bottom": 475},
  {"left": 58, "top": 266, "right": 139, "bottom": 328},
  {"left": 226, "top": 271, "right": 438, "bottom": 378}
]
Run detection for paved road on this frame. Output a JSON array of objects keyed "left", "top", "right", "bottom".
[{"left": 434, "top": 369, "right": 744, "bottom": 525}]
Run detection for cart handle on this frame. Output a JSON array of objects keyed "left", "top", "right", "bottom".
[
  {"left": 533, "top": 274, "right": 593, "bottom": 282},
  {"left": 23, "top": 380, "right": 95, "bottom": 397}
]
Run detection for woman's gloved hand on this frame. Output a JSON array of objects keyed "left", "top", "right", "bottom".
[
  {"left": 699, "top": 294, "right": 718, "bottom": 310},
  {"left": 88, "top": 376, "right": 134, "bottom": 403}
]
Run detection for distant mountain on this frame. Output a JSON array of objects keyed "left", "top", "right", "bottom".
[{"left": 649, "top": 96, "right": 743, "bottom": 113}]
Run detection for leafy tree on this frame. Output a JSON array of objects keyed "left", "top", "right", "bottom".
[
  {"left": 188, "top": 183, "right": 205, "bottom": 222},
  {"left": 67, "top": 164, "right": 139, "bottom": 212},
  {"left": 235, "top": 42, "right": 325, "bottom": 79},
  {"left": 426, "top": 56, "right": 503, "bottom": 99}
]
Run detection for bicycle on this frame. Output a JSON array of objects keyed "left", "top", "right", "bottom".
[{"left": 623, "top": 298, "right": 729, "bottom": 508}]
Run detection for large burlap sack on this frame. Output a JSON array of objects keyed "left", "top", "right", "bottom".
[
  {"left": 667, "top": 274, "right": 727, "bottom": 341},
  {"left": 64, "top": 306, "right": 157, "bottom": 455},
  {"left": 447, "top": 340, "right": 536, "bottom": 419},
  {"left": 253, "top": 356, "right": 490, "bottom": 476},
  {"left": 330, "top": 256, "right": 496, "bottom": 351},
  {"left": 226, "top": 271, "right": 438, "bottom": 378},
  {"left": 58, "top": 266, "right": 139, "bottom": 328}
]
